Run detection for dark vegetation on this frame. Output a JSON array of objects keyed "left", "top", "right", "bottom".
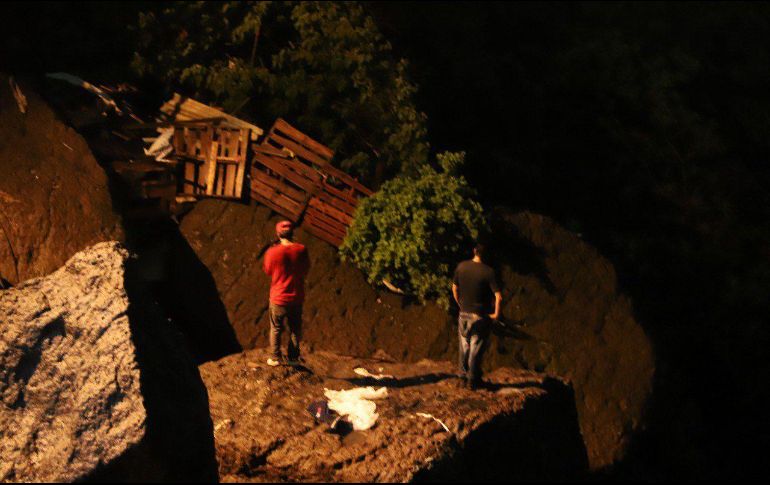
[{"left": 2, "top": 1, "right": 768, "bottom": 480}]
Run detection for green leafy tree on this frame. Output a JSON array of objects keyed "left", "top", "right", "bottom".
[
  {"left": 132, "top": 1, "right": 428, "bottom": 185},
  {"left": 340, "top": 152, "right": 485, "bottom": 308}
]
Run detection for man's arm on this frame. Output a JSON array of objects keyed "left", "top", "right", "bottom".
[
  {"left": 490, "top": 291, "right": 502, "bottom": 320},
  {"left": 452, "top": 265, "right": 461, "bottom": 306},
  {"left": 489, "top": 270, "right": 502, "bottom": 320}
]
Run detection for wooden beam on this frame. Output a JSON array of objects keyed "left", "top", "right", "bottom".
[{"left": 205, "top": 142, "right": 219, "bottom": 196}]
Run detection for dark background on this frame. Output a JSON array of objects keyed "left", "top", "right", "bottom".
[{"left": 2, "top": 1, "right": 768, "bottom": 480}]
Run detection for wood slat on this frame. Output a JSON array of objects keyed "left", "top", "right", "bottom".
[
  {"left": 252, "top": 144, "right": 291, "bottom": 158},
  {"left": 307, "top": 197, "right": 353, "bottom": 225},
  {"left": 251, "top": 171, "right": 307, "bottom": 203},
  {"left": 267, "top": 132, "right": 329, "bottom": 168},
  {"left": 273, "top": 118, "right": 334, "bottom": 161},
  {"left": 250, "top": 190, "right": 303, "bottom": 221},
  {"left": 205, "top": 142, "right": 219, "bottom": 196},
  {"left": 304, "top": 209, "right": 348, "bottom": 239},
  {"left": 321, "top": 164, "right": 373, "bottom": 197},
  {"left": 252, "top": 153, "right": 320, "bottom": 193},
  {"left": 320, "top": 181, "right": 361, "bottom": 207},
  {"left": 313, "top": 189, "right": 358, "bottom": 217}
]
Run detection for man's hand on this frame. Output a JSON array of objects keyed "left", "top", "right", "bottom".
[{"left": 489, "top": 312, "right": 499, "bottom": 320}]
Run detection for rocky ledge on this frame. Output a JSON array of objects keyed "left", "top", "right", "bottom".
[{"left": 201, "top": 349, "right": 589, "bottom": 482}]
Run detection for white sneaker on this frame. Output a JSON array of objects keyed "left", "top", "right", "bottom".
[{"left": 267, "top": 358, "right": 281, "bottom": 367}]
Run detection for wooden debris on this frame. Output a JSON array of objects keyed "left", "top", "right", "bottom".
[
  {"left": 159, "top": 93, "right": 263, "bottom": 140},
  {"left": 8, "top": 77, "right": 27, "bottom": 114},
  {"left": 250, "top": 119, "right": 372, "bottom": 246}
]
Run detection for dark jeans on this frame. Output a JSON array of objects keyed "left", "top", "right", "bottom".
[
  {"left": 269, "top": 303, "right": 303, "bottom": 360},
  {"left": 458, "top": 312, "right": 491, "bottom": 385}
]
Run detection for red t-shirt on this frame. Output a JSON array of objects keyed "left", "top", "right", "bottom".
[{"left": 263, "top": 242, "right": 310, "bottom": 305}]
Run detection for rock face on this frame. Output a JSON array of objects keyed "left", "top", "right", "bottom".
[
  {"left": 0, "top": 242, "right": 217, "bottom": 482},
  {"left": 200, "top": 348, "right": 588, "bottom": 482},
  {"left": 0, "top": 74, "right": 123, "bottom": 287},
  {"left": 176, "top": 199, "right": 654, "bottom": 469}
]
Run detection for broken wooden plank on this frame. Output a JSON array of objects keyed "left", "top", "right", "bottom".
[{"left": 160, "top": 93, "right": 263, "bottom": 138}]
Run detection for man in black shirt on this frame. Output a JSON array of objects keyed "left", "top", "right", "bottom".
[{"left": 452, "top": 243, "right": 502, "bottom": 390}]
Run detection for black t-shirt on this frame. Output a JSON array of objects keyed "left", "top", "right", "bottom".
[{"left": 453, "top": 260, "right": 500, "bottom": 314}]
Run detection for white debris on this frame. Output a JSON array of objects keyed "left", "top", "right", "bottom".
[
  {"left": 416, "top": 412, "right": 450, "bottom": 433},
  {"left": 353, "top": 367, "right": 395, "bottom": 380},
  {"left": 8, "top": 77, "right": 27, "bottom": 114},
  {"left": 143, "top": 127, "right": 175, "bottom": 162},
  {"left": 323, "top": 386, "right": 388, "bottom": 431}
]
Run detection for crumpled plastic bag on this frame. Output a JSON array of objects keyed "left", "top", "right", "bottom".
[{"left": 323, "top": 386, "right": 388, "bottom": 431}]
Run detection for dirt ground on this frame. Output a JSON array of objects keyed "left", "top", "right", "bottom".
[
  {"left": 177, "top": 199, "right": 654, "bottom": 469},
  {"left": 199, "top": 348, "right": 588, "bottom": 482}
]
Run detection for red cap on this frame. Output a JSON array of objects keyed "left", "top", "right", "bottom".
[{"left": 275, "top": 220, "right": 293, "bottom": 236}]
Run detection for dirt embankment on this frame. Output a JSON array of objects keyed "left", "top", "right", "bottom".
[
  {"left": 0, "top": 75, "right": 124, "bottom": 286},
  {"left": 200, "top": 348, "right": 588, "bottom": 482},
  {"left": 176, "top": 199, "right": 654, "bottom": 469}
]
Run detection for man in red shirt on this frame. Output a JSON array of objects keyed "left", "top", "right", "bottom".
[{"left": 263, "top": 220, "right": 310, "bottom": 366}]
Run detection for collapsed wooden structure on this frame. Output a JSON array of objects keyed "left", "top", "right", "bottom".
[{"left": 153, "top": 94, "right": 372, "bottom": 246}]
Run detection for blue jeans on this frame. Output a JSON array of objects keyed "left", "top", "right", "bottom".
[{"left": 458, "top": 312, "right": 491, "bottom": 385}]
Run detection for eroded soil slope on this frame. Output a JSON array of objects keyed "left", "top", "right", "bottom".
[{"left": 0, "top": 75, "right": 123, "bottom": 286}]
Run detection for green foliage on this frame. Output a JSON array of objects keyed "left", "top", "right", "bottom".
[
  {"left": 131, "top": 1, "right": 428, "bottom": 184},
  {"left": 340, "top": 152, "right": 485, "bottom": 309}
]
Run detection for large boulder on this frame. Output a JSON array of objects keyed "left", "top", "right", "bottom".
[
  {"left": 0, "top": 242, "right": 217, "bottom": 482},
  {"left": 485, "top": 209, "right": 655, "bottom": 469},
  {"left": 0, "top": 74, "right": 123, "bottom": 287},
  {"left": 175, "top": 198, "right": 654, "bottom": 469},
  {"left": 200, "top": 348, "right": 588, "bottom": 482}
]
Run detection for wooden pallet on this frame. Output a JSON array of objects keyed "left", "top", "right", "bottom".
[
  {"left": 174, "top": 123, "right": 249, "bottom": 199},
  {"left": 250, "top": 119, "right": 372, "bottom": 246}
]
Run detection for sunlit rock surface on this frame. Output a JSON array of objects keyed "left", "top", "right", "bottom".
[
  {"left": 200, "top": 349, "right": 588, "bottom": 482},
  {"left": 0, "top": 242, "right": 217, "bottom": 482}
]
